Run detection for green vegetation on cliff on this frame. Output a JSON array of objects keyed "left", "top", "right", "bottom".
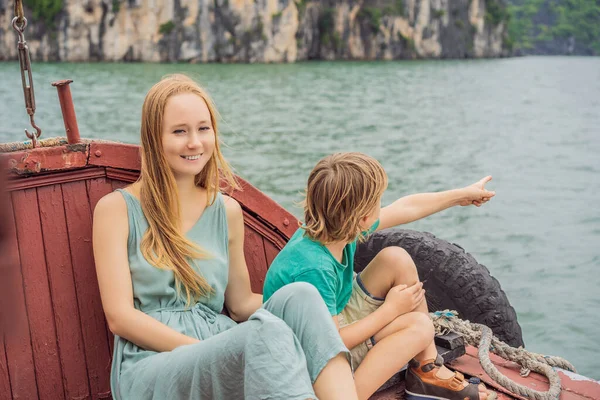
[
  {"left": 23, "top": 0, "right": 63, "bottom": 27},
  {"left": 486, "top": 0, "right": 511, "bottom": 25},
  {"left": 508, "top": 0, "right": 600, "bottom": 55}
]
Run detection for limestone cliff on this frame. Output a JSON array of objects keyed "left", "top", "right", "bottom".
[{"left": 0, "top": 0, "right": 510, "bottom": 62}]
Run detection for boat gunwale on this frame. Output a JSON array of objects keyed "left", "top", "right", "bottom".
[{"left": 3, "top": 138, "right": 299, "bottom": 245}]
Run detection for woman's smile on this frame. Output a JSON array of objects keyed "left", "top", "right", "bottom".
[{"left": 180, "top": 154, "right": 203, "bottom": 161}]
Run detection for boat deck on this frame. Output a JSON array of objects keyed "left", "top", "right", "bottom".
[{"left": 371, "top": 346, "right": 600, "bottom": 400}]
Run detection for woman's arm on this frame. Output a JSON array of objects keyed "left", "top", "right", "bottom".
[
  {"left": 93, "top": 191, "right": 199, "bottom": 352},
  {"left": 222, "top": 196, "right": 263, "bottom": 322},
  {"left": 377, "top": 176, "right": 495, "bottom": 231}
]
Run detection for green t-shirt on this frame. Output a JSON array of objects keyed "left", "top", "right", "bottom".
[{"left": 262, "top": 220, "right": 379, "bottom": 316}]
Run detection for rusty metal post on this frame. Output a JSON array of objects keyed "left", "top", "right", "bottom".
[{"left": 51, "top": 79, "right": 81, "bottom": 144}]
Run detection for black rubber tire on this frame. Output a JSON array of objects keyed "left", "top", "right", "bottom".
[{"left": 354, "top": 228, "right": 525, "bottom": 348}]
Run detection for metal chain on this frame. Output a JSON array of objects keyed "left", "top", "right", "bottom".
[{"left": 12, "top": 0, "right": 42, "bottom": 148}]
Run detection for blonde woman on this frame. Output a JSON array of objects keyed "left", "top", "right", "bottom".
[
  {"left": 93, "top": 74, "right": 358, "bottom": 400},
  {"left": 263, "top": 152, "right": 496, "bottom": 400}
]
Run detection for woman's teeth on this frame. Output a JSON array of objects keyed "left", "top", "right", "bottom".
[{"left": 181, "top": 154, "right": 201, "bottom": 160}]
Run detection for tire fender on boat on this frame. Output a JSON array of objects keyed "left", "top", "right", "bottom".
[{"left": 354, "top": 228, "right": 525, "bottom": 348}]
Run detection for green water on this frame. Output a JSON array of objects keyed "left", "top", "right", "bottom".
[{"left": 1, "top": 57, "right": 599, "bottom": 380}]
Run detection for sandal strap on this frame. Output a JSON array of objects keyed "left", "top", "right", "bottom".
[
  {"left": 434, "top": 354, "right": 444, "bottom": 366},
  {"left": 411, "top": 354, "right": 446, "bottom": 373}
]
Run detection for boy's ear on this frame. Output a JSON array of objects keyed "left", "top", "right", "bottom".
[{"left": 359, "top": 214, "right": 370, "bottom": 227}]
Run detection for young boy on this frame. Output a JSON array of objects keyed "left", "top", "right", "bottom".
[{"left": 263, "top": 152, "right": 496, "bottom": 400}]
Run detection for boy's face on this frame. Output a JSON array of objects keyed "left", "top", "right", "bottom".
[{"left": 360, "top": 198, "right": 382, "bottom": 231}]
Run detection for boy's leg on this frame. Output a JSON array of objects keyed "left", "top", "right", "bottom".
[
  {"left": 353, "top": 312, "right": 433, "bottom": 400},
  {"left": 358, "top": 247, "right": 490, "bottom": 399}
]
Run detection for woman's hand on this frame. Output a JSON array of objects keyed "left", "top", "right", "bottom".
[{"left": 459, "top": 176, "right": 496, "bottom": 207}]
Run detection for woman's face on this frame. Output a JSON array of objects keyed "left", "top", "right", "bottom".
[{"left": 161, "top": 92, "right": 216, "bottom": 180}]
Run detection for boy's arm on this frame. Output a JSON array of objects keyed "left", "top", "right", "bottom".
[
  {"left": 377, "top": 176, "right": 495, "bottom": 231},
  {"left": 335, "top": 306, "right": 397, "bottom": 350},
  {"left": 336, "top": 282, "right": 424, "bottom": 349},
  {"left": 293, "top": 269, "right": 396, "bottom": 348}
]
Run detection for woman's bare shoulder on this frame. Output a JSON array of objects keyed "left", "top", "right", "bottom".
[
  {"left": 221, "top": 194, "right": 243, "bottom": 218},
  {"left": 94, "top": 189, "right": 129, "bottom": 221}
]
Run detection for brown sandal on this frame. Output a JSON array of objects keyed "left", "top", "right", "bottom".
[{"left": 405, "top": 355, "right": 496, "bottom": 400}]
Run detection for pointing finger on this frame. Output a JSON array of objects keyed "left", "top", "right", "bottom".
[{"left": 479, "top": 176, "right": 492, "bottom": 186}]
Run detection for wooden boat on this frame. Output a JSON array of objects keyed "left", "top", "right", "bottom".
[{"left": 2, "top": 81, "right": 599, "bottom": 400}]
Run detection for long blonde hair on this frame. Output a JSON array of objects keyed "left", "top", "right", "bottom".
[
  {"left": 138, "top": 74, "right": 239, "bottom": 305},
  {"left": 303, "top": 152, "right": 387, "bottom": 244}
]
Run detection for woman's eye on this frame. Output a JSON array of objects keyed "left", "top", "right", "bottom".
[
  {"left": 199, "top": 126, "right": 210, "bottom": 131},
  {"left": 173, "top": 129, "right": 186, "bottom": 134}
]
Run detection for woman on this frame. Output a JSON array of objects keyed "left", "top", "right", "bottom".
[{"left": 93, "top": 74, "right": 358, "bottom": 400}]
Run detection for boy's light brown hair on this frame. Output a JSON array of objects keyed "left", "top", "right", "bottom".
[{"left": 302, "top": 152, "right": 388, "bottom": 244}]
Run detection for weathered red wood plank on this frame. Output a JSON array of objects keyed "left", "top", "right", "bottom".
[
  {"left": 232, "top": 177, "right": 298, "bottom": 239},
  {"left": 89, "top": 143, "right": 141, "bottom": 171},
  {"left": 105, "top": 167, "right": 138, "bottom": 183},
  {"left": 12, "top": 189, "right": 65, "bottom": 399},
  {"left": 86, "top": 177, "right": 117, "bottom": 356},
  {"left": 86, "top": 177, "right": 114, "bottom": 217},
  {"left": 4, "top": 144, "right": 88, "bottom": 175},
  {"left": 3, "top": 199, "right": 38, "bottom": 399},
  {"left": 62, "top": 182, "right": 112, "bottom": 399},
  {"left": 110, "top": 179, "right": 128, "bottom": 191},
  {"left": 263, "top": 239, "right": 282, "bottom": 269},
  {"left": 243, "top": 225, "right": 269, "bottom": 294},
  {"left": 6, "top": 168, "right": 105, "bottom": 192},
  {"left": 38, "top": 185, "right": 91, "bottom": 399},
  {"left": 0, "top": 177, "right": 15, "bottom": 400},
  {"left": 0, "top": 342, "right": 12, "bottom": 400}
]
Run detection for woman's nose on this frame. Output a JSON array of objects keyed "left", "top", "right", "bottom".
[{"left": 187, "top": 133, "right": 203, "bottom": 149}]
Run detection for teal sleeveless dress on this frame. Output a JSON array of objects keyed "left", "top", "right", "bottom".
[{"left": 111, "top": 189, "right": 348, "bottom": 400}]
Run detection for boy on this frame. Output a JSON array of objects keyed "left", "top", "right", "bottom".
[{"left": 263, "top": 152, "right": 495, "bottom": 400}]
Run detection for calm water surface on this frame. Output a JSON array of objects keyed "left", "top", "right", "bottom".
[{"left": 1, "top": 56, "right": 599, "bottom": 379}]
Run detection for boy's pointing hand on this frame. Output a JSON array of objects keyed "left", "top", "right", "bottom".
[{"left": 459, "top": 175, "right": 496, "bottom": 207}]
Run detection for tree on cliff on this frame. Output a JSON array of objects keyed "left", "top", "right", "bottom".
[{"left": 507, "top": 0, "right": 600, "bottom": 55}]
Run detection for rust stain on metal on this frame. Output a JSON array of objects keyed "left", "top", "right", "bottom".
[{"left": 51, "top": 79, "right": 74, "bottom": 87}]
